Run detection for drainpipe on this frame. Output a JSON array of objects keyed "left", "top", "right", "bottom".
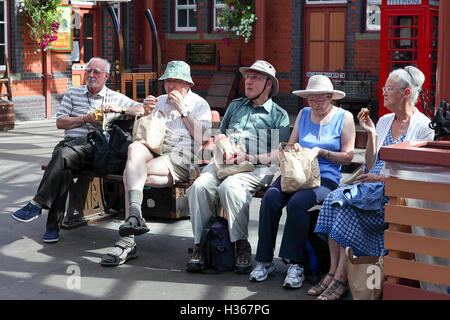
[
  {"left": 143, "top": 0, "right": 154, "bottom": 65},
  {"left": 254, "top": 0, "right": 266, "bottom": 60},
  {"left": 43, "top": 50, "right": 52, "bottom": 118},
  {"left": 436, "top": 1, "right": 450, "bottom": 108}
]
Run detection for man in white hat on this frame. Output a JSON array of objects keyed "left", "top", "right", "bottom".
[{"left": 186, "top": 60, "right": 290, "bottom": 274}]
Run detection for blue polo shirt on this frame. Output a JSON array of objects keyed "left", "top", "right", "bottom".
[{"left": 219, "top": 97, "right": 290, "bottom": 156}]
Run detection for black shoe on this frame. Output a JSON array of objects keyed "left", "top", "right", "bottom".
[
  {"left": 234, "top": 239, "right": 252, "bottom": 274},
  {"left": 186, "top": 244, "right": 205, "bottom": 272},
  {"left": 119, "top": 216, "right": 150, "bottom": 237}
]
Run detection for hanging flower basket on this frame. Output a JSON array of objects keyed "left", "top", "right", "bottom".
[
  {"left": 216, "top": 0, "right": 257, "bottom": 44},
  {"left": 18, "top": 0, "right": 63, "bottom": 52}
]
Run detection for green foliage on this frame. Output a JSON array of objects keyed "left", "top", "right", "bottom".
[
  {"left": 19, "top": 0, "right": 63, "bottom": 52},
  {"left": 217, "top": 0, "right": 257, "bottom": 43}
]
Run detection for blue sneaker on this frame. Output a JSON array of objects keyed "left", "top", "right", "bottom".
[
  {"left": 43, "top": 228, "right": 60, "bottom": 243},
  {"left": 12, "top": 202, "right": 42, "bottom": 223}
]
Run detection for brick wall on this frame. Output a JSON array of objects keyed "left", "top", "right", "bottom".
[{"left": 9, "top": 0, "right": 71, "bottom": 121}]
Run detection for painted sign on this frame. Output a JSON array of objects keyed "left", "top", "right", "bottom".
[
  {"left": 51, "top": 5, "right": 72, "bottom": 52},
  {"left": 387, "top": 0, "right": 422, "bottom": 5}
]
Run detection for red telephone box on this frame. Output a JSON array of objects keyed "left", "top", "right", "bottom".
[{"left": 379, "top": 0, "right": 439, "bottom": 117}]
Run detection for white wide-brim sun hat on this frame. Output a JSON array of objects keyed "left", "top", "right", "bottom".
[
  {"left": 239, "top": 60, "right": 279, "bottom": 98},
  {"left": 292, "top": 75, "right": 345, "bottom": 100}
]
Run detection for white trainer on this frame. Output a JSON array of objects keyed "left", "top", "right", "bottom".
[
  {"left": 249, "top": 261, "right": 275, "bottom": 282},
  {"left": 283, "top": 264, "right": 305, "bottom": 289}
]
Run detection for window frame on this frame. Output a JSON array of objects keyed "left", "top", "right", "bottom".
[
  {"left": 175, "top": 0, "right": 198, "bottom": 32},
  {"left": 212, "top": 0, "right": 227, "bottom": 32},
  {"left": 305, "top": 0, "right": 348, "bottom": 4}
]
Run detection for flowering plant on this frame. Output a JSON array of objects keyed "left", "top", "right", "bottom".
[
  {"left": 18, "top": 0, "right": 63, "bottom": 52},
  {"left": 216, "top": 0, "right": 257, "bottom": 44}
]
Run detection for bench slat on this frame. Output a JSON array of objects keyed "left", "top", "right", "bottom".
[
  {"left": 385, "top": 204, "right": 450, "bottom": 231},
  {"left": 383, "top": 256, "right": 450, "bottom": 287},
  {"left": 384, "top": 230, "right": 450, "bottom": 259}
]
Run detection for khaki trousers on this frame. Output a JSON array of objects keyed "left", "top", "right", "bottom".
[{"left": 187, "top": 162, "right": 274, "bottom": 243}]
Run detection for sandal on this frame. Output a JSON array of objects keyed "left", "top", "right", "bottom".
[
  {"left": 100, "top": 240, "right": 138, "bottom": 267},
  {"left": 317, "top": 278, "right": 349, "bottom": 300},
  {"left": 307, "top": 273, "right": 334, "bottom": 296},
  {"left": 119, "top": 215, "right": 150, "bottom": 237}
]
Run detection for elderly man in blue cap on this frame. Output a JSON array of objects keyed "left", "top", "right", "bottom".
[
  {"left": 101, "top": 60, "right": 212, "bottom": 266},
  {"left": 186, "top": 60, "right": 291, "bottom": 274}
]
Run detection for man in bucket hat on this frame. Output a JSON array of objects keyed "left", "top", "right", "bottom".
[
  {"left": 100, "top": 60, "right": 212, "bottom": 266},
  {"left": 186, "top": 60, "right": 290, "bottom": 274}
]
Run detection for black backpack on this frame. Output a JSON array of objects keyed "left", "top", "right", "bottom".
[
  {"left": 87, "top": 124, "right": 132, "bottom": 175},
  {"left": 429, "top": 101, "right": 450, "bottom": 140},
  {"left": 200, "top": 216, "right": 235, "bottom": 272}
]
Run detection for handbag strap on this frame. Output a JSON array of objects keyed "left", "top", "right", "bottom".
[{"left": 345, "top": 246, "right": 379, "bottom": 264}]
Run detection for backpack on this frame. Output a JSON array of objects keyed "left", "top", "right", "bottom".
[
  {"left": 200, "top": 216, "right": 235, "bottom": 272},
  {"left": 429, "top": 101, "right": 450, "bottom": 140},
  {"left": 87, "top": 124, "right": 132, "bottom": 175}
]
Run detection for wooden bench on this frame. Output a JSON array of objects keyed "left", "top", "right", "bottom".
[{"left": 42, "top": 115, "right": 367, "bottom": 228}]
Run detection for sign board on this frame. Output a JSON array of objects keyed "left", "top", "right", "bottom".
[
  {"left": 306, "top": 71, "right": 346, "bottom": 79},
  {"left": 51, "top": 5, "right": 72, "bottom": 52},
  {"left": 186, "top": 43, "right": 216, "bottom": 65},
  {"left": 387, "top": 0, "right": 422, "bottom": 5}
]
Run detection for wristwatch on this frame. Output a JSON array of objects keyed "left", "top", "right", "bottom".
[{"left": 181, "top": 110, "right": 190, "bottom": 118}]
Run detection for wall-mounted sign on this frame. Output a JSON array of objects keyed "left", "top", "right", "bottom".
[
  {"left": 186, "top": 44, "right": 216, "bottom": 65},
  {"left": 366, "top": 0, "right": 381, "bottom": 32},
  {"left": 387, "top": 0, "right": 422, "bottom": 5},
  {"left": 51, "top": 5, "right": 72, "bottom": 52},
  {"left": 306, "top": 71, "right": 346, "bottom": 79}
]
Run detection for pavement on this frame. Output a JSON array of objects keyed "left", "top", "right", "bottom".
[{"left": 0, "top": 119, "right": 362, "bottom": 304}]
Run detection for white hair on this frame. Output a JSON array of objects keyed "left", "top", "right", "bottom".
[
  {"left": 389, "top": 65, "right": 425, "bottom": 105},
  {"left": 87, "top": 57, "right": 111, "bottom": 74}
]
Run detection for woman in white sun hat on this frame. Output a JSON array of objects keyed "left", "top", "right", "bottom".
[{"left": 250, "top": 75, "right": 356, "bottom": 290}]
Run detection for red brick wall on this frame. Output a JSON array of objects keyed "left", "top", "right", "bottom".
[{"left": 352, "top": 38, "right": 380, "bottom": 96}]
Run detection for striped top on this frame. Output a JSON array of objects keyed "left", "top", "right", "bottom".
[
  {"left": 56, "top": 85, "right": 141, "bottom": 138},
  {"left": 153, "top": 90, "right": 211, "bottom": 150}
]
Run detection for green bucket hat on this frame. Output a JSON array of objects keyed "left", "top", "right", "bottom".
[{"left": 158, "top": 60, "right": 194, "bottom": 85}]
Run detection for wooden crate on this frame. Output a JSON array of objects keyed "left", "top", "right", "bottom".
[{"left": 0, "top": 100, "right": 14, "bottom": 131}]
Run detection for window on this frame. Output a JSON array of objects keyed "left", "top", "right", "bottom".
[
  {"left": 175, "top": 0, "right": 197, "bottom": 32},
  {"left": 213, "top": 0, "right": 227, "bottom": 31},
  {"left": 306, "top": 0, "right": 347, "bottom": 4},
  {"left": 366, "top": 0, "right": 381, "bottom": 32},
  {"left": 0, "top": 0, "right": 7, "bottom": 68}
]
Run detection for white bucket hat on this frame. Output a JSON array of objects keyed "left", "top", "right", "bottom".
[
  {"left": 239, "top": 60, "right": 279, "bottom": 97},
  {"left": 292, "top": 75, "right": 345, "bottom": 100}
]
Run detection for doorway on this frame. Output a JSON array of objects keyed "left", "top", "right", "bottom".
[{"left": 71, "top": 6, "right": 100, "bottom": 87}]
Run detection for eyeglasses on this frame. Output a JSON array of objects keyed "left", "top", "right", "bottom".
[
  {"left": 382, "top": 86, "right": 404, "bottom": 93},
  {"left": 244, "top": 74, "right": 268, "bottom": 82},
  {"left": 306, "top": 96, "right": 330, "bottom": 104},
  {"left": 85, "top": 68, "right": 106, "bottom": 75},
  {"left": 165, "top": 79, "right": 188, "bottom": 85}
]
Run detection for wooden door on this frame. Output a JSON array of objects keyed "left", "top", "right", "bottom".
[
  {"left": 304, "top": 6, "right": 346, "bottom": 85},
  {"left": 71, "top": 6, "right": 99, "bottom": 87}
]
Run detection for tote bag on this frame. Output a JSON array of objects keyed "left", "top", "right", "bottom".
[
  {"left": 213, "top": 135, "right": 254, "bottom": 180},
  {"left": 345, "top": 247, "right": 384, "bottom": 300},
  {"left": 279, "top": 142, "right": 320, "bottom": 193},
  {"left": 132, "top": 110, "right": 166, "bottom": 155}
]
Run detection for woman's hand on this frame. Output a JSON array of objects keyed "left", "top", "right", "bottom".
[
  {"left": 357, "top": 109, "right": 376, "bottom": 135},
  {"left": 225, "top": 150, "right": 252, "bottom": 165},
  {"left": 354, "top": 173, "right": 386, "bottom": 183}
]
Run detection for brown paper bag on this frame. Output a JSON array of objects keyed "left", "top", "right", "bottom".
[
  {"left": 213, "top": 135, "right": 254, "bottom": 180},
  {"left": 345, "top": 247, "right": 384, "bottom": 300},
  {"left": 132, "top": 110, "right": 166, "bottom": 155},
  {"left": 279, "top": 143, "right": 320, "bottom": 193}
]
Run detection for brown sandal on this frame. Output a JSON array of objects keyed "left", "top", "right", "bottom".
[
  {"left": 307, "top": 273, "right": 334, "bottom": 296},
  {"left": 317, "top": 278, "right": 349, "bottom": 300}
]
